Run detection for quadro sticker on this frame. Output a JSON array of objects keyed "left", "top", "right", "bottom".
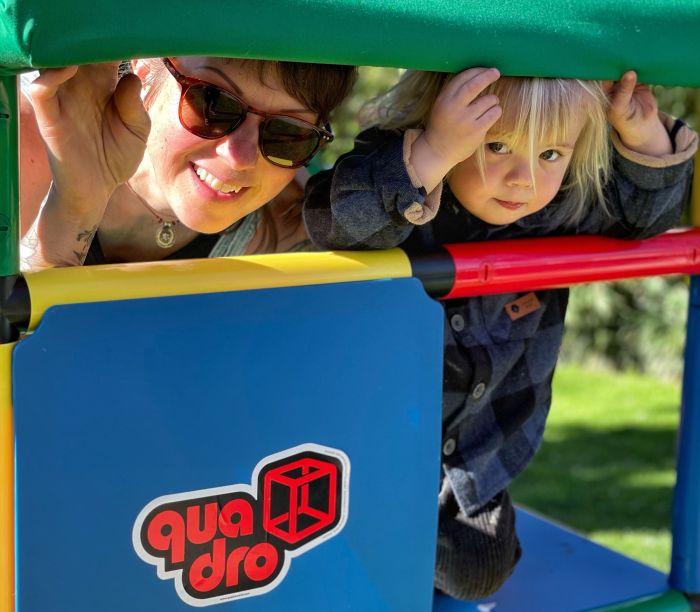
[{"left": 133, "top": 444, "right": 350, "bottom": 606}]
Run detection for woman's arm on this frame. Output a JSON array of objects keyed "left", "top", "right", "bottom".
[
  {"left": 19, "top": 90, "right": 52, "bottom": 237},
  {"left": 19, "top": 63, "right": 150, "bottom": 270}
]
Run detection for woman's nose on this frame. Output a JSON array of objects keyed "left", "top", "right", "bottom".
[
  {"left": 505, "top": 160, "right": 534, "bottom": 189},
  {"left": 216, "top": 114, "right": 260, "bottom": 170}
]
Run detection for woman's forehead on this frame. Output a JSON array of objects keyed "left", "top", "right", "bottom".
[
  {"left": 174, "top": 56, "right": 272, "bottom": 88},
  {"left": 173, "top": 56, "right": 312, "bottom": 115}
]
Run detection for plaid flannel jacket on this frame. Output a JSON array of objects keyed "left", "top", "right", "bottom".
[{"left": 304, "top": 121, "right": 697, "bottom": 515}]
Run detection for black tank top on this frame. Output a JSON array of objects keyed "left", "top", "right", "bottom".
[{"left": 84, "top": 232, "right": 222, "bottom": 266}]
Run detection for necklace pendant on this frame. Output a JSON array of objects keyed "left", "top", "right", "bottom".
[{"left": 156, "top": 222, "right": 176, "bottom": 249}]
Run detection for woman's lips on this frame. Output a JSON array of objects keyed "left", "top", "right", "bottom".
[{"left": 495, "top": 198, "right": 525, "bottom": 211}]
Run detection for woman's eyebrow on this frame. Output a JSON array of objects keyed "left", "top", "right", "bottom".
[
  {"left": 195, "top": 64, "right": 312, "bottom": 115},
  {"left": 195, "top": 65, "right": 244, "bottom": 95}
]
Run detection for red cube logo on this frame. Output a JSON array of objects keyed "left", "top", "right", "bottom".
[{"left": 263, "top": 458, "right": 338, "bottom": 544}]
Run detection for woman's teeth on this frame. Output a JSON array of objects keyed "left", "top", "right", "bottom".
[{"left": 195, "top": 166, "right": 242, "bottom": 194}]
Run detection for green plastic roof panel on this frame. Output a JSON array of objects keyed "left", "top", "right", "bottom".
[{"left": 0, "top": 0, "right": 699, "bottom": 85}]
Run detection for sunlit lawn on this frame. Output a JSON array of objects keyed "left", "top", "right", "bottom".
[{"left": 509, "top": 364, "right": 681, "bottom": 572}]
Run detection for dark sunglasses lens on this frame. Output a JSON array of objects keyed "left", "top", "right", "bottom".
[
  {"left": 181, "top": 85, "right": 245, "bottom": 138},
  {"left": 261, "top": 118, "right": 321, "bottom": 167}
]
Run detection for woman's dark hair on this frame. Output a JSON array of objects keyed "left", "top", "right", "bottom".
[{"left": 250, "top": 60, "right": 357, "bottom": 125}]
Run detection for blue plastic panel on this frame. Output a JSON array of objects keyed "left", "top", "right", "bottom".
[
  {"left": 14, "top": 278, "right": 444, "bottom": 612},
  {"left": 434, "top": 509, "right": 670, "bottom": 612},
  {"left": 670, "top": 275, "right": 700, "bottom": 594}
]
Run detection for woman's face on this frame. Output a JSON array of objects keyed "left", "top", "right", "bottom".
[{"left": 142, "top": 57, "right": 316, "bottom": 234}]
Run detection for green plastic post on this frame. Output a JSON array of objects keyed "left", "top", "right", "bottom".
[
  {"left": 0, "top": 75, "right": 19, "bottom": 277},
  {"left": 583, "top": 591, "right": 691, "bottom": 612}
]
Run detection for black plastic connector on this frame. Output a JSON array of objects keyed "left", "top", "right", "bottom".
[
  {"left": 0, "top": 274, "right": 19, "bottom": 343},
  {"left": 408, "top": 247, "right": 455, "bottom": 299},
  {"left": 0, "top": 274, "right": 29, "bottom": 343}
]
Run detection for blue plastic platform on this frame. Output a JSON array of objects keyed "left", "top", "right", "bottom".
[
  {"left": 14, "top": 278, "right": 444, "bottom": 612},
  {"left": 434, "top": 508, "right": 670, "bottom": 612}
]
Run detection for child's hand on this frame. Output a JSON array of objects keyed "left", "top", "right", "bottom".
[
  {"left": 410, "top": 68, "right": 502, "bottom": 193},
  {"left": 605, "top": 71, "right": 672, "bottom": 157},
  {"left": 424, "top": 68, "right": 502, "bottom": 165}
]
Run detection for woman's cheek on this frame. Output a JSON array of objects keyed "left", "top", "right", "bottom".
[{"left": 262, "top": 168, "right": 298, "bottom": 202}]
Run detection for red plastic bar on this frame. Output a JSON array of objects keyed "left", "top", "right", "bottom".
[{"left": 442, "top": 228, "right": 700, "bottom": 300}]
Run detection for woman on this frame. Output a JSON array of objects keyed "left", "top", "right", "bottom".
[{"left": 19, "top": 57, "right": 357, "bottom": 269}]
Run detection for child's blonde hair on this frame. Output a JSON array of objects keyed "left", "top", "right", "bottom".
[{"left": 366, "top": 71, "right": 611, "bottom": 227}]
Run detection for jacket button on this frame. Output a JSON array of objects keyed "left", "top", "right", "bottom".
[
  {"left": 472, "top": 382, "right": 486, "bottom": 399},
  {"left": 442, "top": 438, "right": 457, "bottom": 456},
  {"left": 450, "top": 314, "right": 465, "bottom": 332}
]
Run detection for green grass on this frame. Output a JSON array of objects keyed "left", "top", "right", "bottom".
[{"left": 509, "top": 364, "right": 681, "bottom": 572}]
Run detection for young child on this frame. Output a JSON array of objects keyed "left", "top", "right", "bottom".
[{"left": 304, "top": 68, "right": 698, "bottom": 600}]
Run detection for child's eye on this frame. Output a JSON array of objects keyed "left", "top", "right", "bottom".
[
  {"left": 488, "top": 142, "right": 510, "bottom": 154},
  {"left": 540, "top": 149, "right": 561, "bottom": 161}
]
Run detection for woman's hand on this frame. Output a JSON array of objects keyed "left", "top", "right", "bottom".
[
  {"left": 410, "top": 68, "right": 502, "bottom": 193},
  {"left": 605, "top": 71, "right": 672, "bottom": 157},
  {"left": 30, "top": 62, "right": 151, "bottom": 214},
  {"left": 19, "top": 63, "right": 151, "bottom": 271}
]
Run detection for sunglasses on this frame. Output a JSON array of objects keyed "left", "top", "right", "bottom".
[{"left": 162, "top": 58, "right": 333, "bottom": 169}]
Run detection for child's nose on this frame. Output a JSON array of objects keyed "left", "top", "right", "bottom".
[
  {"left": 215, "top": 114, "right": 261, "bottom": 171},
  {"left": 505, "top": 161, "right": 533, "bottom": 189}
]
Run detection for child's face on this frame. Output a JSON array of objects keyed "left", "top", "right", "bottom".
[{"left": 447, "top": 114, "right": 587, "bottom": 226}]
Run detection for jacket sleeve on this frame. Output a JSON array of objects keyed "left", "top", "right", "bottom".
[
  {"left": 303, "top": 128, "right": 442, "bottom": 250},
  {"left": 578, "top": 113, "right": 698, "bottom": 240}
]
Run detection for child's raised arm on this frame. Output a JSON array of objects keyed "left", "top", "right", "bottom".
[
  {"left": 304, "top": 68, "right": 501, "bottom": 251},
  {"left": 410, "top": 68, "right": 501, "bottom": 193},
  {"left": 605, "top": 71, "right": 673, "bottom": 158},
  {"left": 578, "top": 72, "right": 697, "bottom": 240}
]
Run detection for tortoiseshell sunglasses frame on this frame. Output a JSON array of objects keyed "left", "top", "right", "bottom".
[{"left": 162, "top": 57, "right": 333, "bottom": 169}]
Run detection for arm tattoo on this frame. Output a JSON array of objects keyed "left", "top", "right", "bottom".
[
  {"left": 20, "top": 190, "right": 49, "bottom": 272},
  {"left": 19, "top": 220, "right": 40, "bottom": 272},
  {"left": 73, "top": 224, "right": 98, "bottom": 265},
  {"left": 20, "top": 188, "right": 100, "bottom": 270}
]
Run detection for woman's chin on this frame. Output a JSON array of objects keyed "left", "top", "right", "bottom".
[
  {"left": 181, "top": 217, "right": 233, "bottom": 235},
  {"left": 175, "top": 208, "right": 251, "bottom": 235}
]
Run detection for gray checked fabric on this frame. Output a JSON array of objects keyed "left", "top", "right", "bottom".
[{"left": 304, "top": 121, "right": 696, "bottom": 516}]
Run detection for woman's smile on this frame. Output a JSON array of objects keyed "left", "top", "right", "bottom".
[
  {"left": 188, "top": 163, "right": 251, "bottom": 202},
  {"left": 194, "top": 164, "right": 244, "bottom": 194}
]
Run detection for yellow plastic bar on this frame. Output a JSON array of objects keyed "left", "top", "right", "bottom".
[
  {"left": 691, "top": 96, "right": 700, "bottom": 227},
  {"left": 23, "top": 250, "right": 412, "bottom": 331},
  {"left": 692, "top": 152, "right": 700, "bottom": 227},
  {"left": 0, "top": 342, "right": 15, "bottom": 612}
]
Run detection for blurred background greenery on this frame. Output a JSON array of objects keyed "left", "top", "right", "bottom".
[
  {"left": 319, "top": 70, "right": 699, "bottom": 572},
  {"left": 318, "top": 66, "right": 404, "bottom": 167},
  {"left": 510, "top": 365, "right": 680, "bottom": 571}
]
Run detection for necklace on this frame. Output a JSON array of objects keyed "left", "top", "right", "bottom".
[{"left": 126, "top": 182, "right": 180, "bottom": 249}]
